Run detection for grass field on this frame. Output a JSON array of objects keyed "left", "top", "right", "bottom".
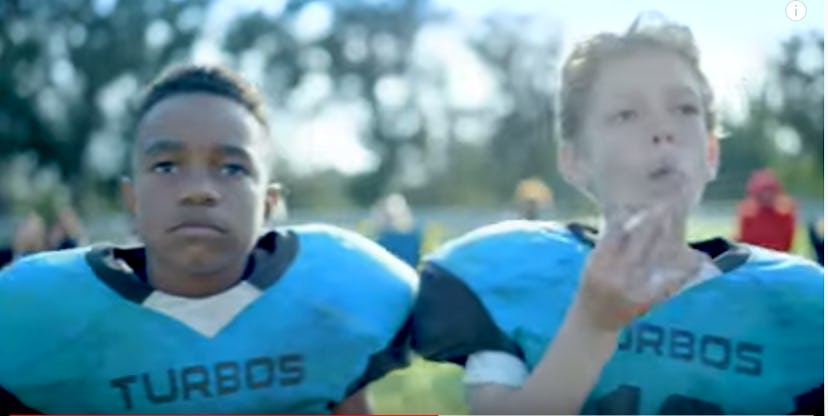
[
  {"left": 365, "top": 219, "right": 819, "bottom": 414},
  {"left": 369, "top": 358, "right": 468, "bottom": 414}
]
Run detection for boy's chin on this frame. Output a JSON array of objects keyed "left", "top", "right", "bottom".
[{"left": 179, "top": 253, "right": 235, "bottom": 276}]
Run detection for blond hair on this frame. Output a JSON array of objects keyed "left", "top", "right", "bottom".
[
  {"left": 559, "top": 13, "right": 716, "bottom": 146},
  {"left": 514, "top": 177, "right": 554, "bottom": 205}
]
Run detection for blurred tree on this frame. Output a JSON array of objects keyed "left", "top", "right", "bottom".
[
  {"left": 406, "top": 13, "right": 583, "bottom": 211},
  {"left": 225, "top": 5, "right": 575, "bottom": 209},
  {"left": 770, "top": 32, "right": 823, "bottom": 195},
  {"left": 463, "top": 14, "right": 567, "bottom": 206},
  {"left": 711, "top": 31, "right": 823, "bottom": 199},
  {"left": 225, "top": 0, "right": 438, "bottom": 207},
  {"left": 0, "top": 0, "right": 208, "bottom": 214},
  {"left": 2, "top": 0, "right": 819, "bottom": 216}
]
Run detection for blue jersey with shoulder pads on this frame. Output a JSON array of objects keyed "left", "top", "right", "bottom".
[
  {"left": 0, "top": 225, "right": 417, "bottom": 414},
  {"left": 413, "top": 220, "right": 823, "bottom": 415}
]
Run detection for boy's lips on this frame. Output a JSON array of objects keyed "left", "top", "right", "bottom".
[
  {"left": 648, "top": 165, "right": 676, "bottom": 180},
  {"left": 168, "top": 221, "right": 227, "bottom": 236}
]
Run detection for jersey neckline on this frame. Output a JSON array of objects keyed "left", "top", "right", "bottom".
[
  {"left": 84, "top": 229, "right": 300, "bottom": 304},
  {"left": 564, "top": 222, "right": 751, "bottom": 274}
]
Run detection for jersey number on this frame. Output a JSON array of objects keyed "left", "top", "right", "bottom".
[{"left": 588, "top": 385, "right": 724, "bottom": 415}]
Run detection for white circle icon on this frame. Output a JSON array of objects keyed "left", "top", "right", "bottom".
[{"left": 786, "top": 1, "right": 807, "bottom": 21}]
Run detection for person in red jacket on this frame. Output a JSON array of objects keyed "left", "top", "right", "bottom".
[{"left": 736, "top": 168, "right": 797, "bottom": 252}]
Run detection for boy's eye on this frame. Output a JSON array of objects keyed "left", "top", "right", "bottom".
[
  {"left": 221, "top": 163, "right": 250, "bottom": 177},
  {"left": 677, "top": 104, "right": 700, "bottom": 115},
  {"left": 151, "top": 161, "right": 178, "bottom": 174},
  {"left": 611, "top": 109, "right": 638, "bottom": 123}
]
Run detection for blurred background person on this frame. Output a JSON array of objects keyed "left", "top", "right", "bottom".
[
  {"left": 373, "top": 193, "right": 423, "bottom": 268},
  {"left": 735, "top": 168, "right": 797, "bottom": 252},
  {"left": 0, "top": 211, "right": 48, "bottom": 268},
  {"left": 47, "top": 206, "right": 86, "bottom": 250},
  {"left": 514, "top": 177, "right": 554, "bottom": 220}
]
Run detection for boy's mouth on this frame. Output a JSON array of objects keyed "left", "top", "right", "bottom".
[
  {"left": 649, "top": 165, "right": 676, "bottom": 180},
  {"left": 168, "top": 220, "right": 227, "bottom": 236}
]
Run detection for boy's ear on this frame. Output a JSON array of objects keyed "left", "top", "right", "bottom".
[
  {"left": 705, "top": 134, "right": 720, "bottom": 181},
  {"left": 120, "top": 176, "right": 137, "bottom": 215},
  {"left": 264, "top": 183, "right": 282, "bottom": 221},
  {"left": 558, "top": 141, "right": 589, "bottom": 191}
]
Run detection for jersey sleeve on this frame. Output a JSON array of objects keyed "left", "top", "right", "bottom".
[
  {"left": 411, "top": 262, "right": 524, "bottom": 366},
  {"left": 752, "top": 251, "right": 824, "bottom": 414},
  {"left": 0, "top": 384, "right": 41, "bottom": 415},
  {"left": 0, "top": 252, "right": 82, "bottom": 414},
  {"left": 344, "top": 316, "right": 413, "bottom": 396},
  {"left": 411, "top": 221, "right": 585, "bottom": 371},
  {"left": 789, "top": 383, "right": 823, "bottom": 416},
  {"left": 300, "top": 225, "right": 420, "bottom": 397}
]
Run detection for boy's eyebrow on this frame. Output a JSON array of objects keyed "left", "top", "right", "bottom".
[
  {"left": 666, "top": 85, "right": 701, "bottom": 99},
  {"left": 142, "top": 139, "right": 183, "bottom": 157},
  {"left": 141, "top": 140, "right": 254, "bottom": 158},
  {"left": 215, "top": 144, "right": 254, "bottom": 162},
  {"left": 600, "top": 90, "right": 644, "bottom": 105},
  {"left": 607, "top": 91, "right": 638, "bottom": 100}
]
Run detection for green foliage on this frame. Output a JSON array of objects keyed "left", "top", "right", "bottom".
[
  {"left": 0, "top": 0, "right": 209, "bottom": 212},
  {"left": 0, "top": 1, "right": 821, "bottom": 215},
  {"left": 710, "top": 31, "right": 823, "bottom": 199}
]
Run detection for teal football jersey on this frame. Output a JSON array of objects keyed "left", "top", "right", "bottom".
[
  {"left": 413, "top": 220, "right": 823, "bottom": 414},
  {"left": 0, "top": 225, "right": 417, "bottom": 414}
]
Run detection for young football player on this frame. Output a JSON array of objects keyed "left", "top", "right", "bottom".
[
  {"left": 0, "top": 65, "right": 417, "bottom": 414},
  {"left": 412, "top": 16, "right": 823, "bottom": 415}
]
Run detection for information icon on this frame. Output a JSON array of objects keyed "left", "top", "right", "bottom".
[{"left": 786, "top": 1, "right": 807, "bottom": 22}]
